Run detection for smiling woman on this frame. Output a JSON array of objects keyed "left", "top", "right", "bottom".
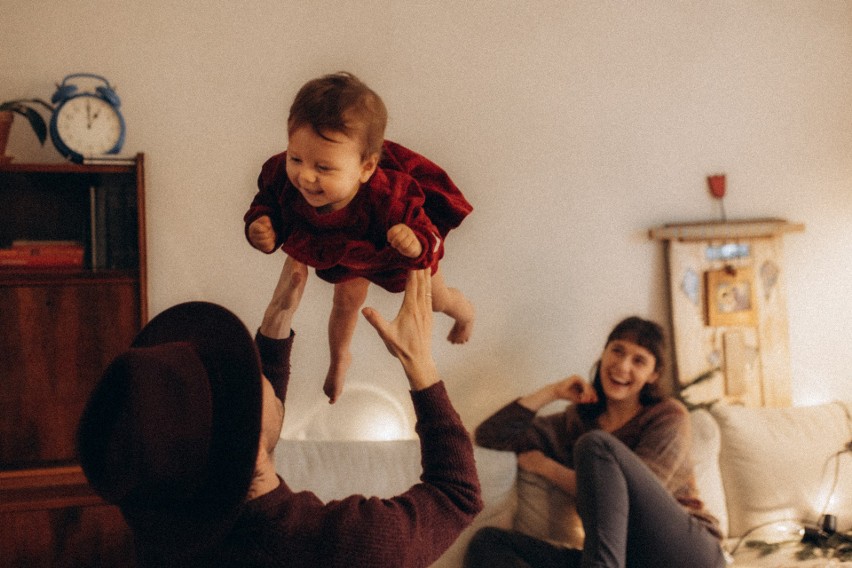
[{"left": 464, "top": 316, "right": 727, "bottom": 568}]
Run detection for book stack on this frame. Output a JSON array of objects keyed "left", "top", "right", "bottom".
[{"left": 0, "top": 240, "right": 85, "bottom": 268}]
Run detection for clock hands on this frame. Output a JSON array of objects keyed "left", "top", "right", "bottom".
[{"left": 84, "top": 100, "right": 101, "bottom": 129}]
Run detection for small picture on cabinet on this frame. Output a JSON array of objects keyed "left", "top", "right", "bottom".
[{"left": 705, "top": 266, "right": 757, "bottom": 327}]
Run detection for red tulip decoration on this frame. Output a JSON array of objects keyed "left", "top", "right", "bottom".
[
  {"left": 708, "top": 174, "right": 726, "bottom": 198},
  {"left": 707, "top": 174, "right": 727, "bottom": 221}
]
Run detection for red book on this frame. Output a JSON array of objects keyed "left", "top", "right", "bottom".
[{"left": 1, "top": 241, "right": 85, "bottom": 268}]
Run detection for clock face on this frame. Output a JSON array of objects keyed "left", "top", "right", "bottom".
[{"left": 54, "top": 95, "right": 123, "bottom": 156}]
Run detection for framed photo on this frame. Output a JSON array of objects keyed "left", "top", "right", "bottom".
[{"left": 705, "top": 266, "right": 757, "bottom": 327}]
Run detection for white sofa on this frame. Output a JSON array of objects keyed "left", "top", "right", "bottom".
[{"left": 275, "top": 400, "right": 852, "bottom": 567}]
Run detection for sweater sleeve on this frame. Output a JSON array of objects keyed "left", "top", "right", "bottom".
[
  {"left": 474, "top": 400, "right": 575, "bottom": 464},
  {"left": 254, "top": 329, "right": 294, "bottom": 404},
  {"left": 243, "top": 152, "right": 289, "bottom": 251},
  {"left": 369, "top": 168, "right": 445, "bottom": 272},
  {"left": 373, "top": 140, "right": 473, "bottom": 272},
  {"left": 380, "top": 140, "right": 473, "bottom": 237}
]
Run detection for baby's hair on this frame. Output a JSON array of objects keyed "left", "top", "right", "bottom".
[{"left": 288, "top": 72, "right": 387, "bottom": 159}]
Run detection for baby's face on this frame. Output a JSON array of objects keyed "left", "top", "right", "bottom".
[{"left": 286, "top": 126, "right": 378, "bottom": 213}]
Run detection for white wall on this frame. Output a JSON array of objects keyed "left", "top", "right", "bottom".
[{"left": 2, "top": 1, "right": 850, "bottom": 436}]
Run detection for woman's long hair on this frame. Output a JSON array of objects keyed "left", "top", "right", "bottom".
[{"left": 577, "top": 316, "right": 669, "bottom": 423}]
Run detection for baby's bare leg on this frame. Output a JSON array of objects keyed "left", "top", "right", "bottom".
[
  {"left": 430, "top": 269, "right": 474, "bottom": 344},
  {"left": 325, "top": 277, "right": 370, "bottom": 403},
  {"left": 259, "top": 256, "right": 308, "bottom": 339}
]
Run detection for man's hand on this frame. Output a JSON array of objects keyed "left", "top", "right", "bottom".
[
  {"left": 259, "top": 256, "right": 308, "bottom": 339},
  {"left": 249, "top": 215, "right": 278, "bottom": 253},
  {"left": 361, "top": 269, "right": 438, "bottom": 391},
  {"left": 387, "top": 224, "right": 423, "bottom": 258}
]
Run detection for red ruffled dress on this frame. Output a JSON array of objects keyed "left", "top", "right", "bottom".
[{"left": 244, "top": 140, "right": 473, "bottom": 292}]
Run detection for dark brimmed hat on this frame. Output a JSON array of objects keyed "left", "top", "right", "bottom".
[{"left": 77, "top": 302, "right": 262, "bottom": 560}]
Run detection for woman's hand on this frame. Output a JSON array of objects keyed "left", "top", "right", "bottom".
[
  {"left": 552, "top": 375, "right": 598, "bottom": 404},
  {"left": 517, "top": 450, "right": 553, "bottom": 476},
  {"left": 518, "top": 374, "right": 597, "bottom": 412},
  {"left": 517, "top": 450, "right": 578, "bottom": 495}
]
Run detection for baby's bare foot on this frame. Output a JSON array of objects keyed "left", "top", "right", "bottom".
[
  {"left": 447, "top": 301, "right": 474, "bottom": 344},
  {"left": 323, "top": 352, "right": 352, "bottom": 404}
]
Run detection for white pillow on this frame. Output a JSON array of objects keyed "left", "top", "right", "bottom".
[
  {"left": 710, "top": 401, "right": 852, "bottom": 538},
  {"left": 512, "top": 469, "right": 585, "bottom": 549},
  {"left": 275, "top": 439, "right": 422, "bottom": 501},
  {"left": 690, "top": 409, "right": 729, "bottom": 537}
]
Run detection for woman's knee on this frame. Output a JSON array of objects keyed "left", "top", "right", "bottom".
[
  {"left": 574, "top": 430, "right": 632, "bottom": 479},
  {"left": 574, "top": 429, "right": 613, "bottom": 458}
]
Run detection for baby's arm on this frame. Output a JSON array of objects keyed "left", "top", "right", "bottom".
[
  {"left": 248, "top": 215, "right": 278, "bottom": 253},
  {"left": 387, "top": 224, "right": 423, "bottom": 258}
]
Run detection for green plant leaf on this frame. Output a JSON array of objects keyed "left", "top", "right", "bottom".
[
  {"left": 22, "top": 107, "right": 47, "bottom": 144},
  {"left": 1, "top": 99, "right": 52, "bottom": 145}
]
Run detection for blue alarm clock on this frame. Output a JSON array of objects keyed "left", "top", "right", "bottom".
[{"left": 50, "top": 73, "right": 125, "bottom": 163}]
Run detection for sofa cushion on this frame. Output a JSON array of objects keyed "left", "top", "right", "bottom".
[
  {"left": 710, "top": 400, "right": 852, "bottom": 538},
  {"left": 512, "top": 469, "right": 585, "bottom": 548},
  {"left": 690, "top": 408, "right": 730, "bottom": 538},
  {"left": 276, "top": 439, "right": 421, "bottom": 500}
]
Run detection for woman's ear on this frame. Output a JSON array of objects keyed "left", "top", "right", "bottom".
[{"left": 359, "top": 153, "right": 380, "bottom": 183}]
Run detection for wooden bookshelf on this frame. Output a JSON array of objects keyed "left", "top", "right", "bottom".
[{"left": 0, "top": 154, "right": 146, "bottom": 566}]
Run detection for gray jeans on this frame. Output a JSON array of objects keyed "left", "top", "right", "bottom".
[{"left": 465, "top": 431, "right": 726, "bottom": 568}]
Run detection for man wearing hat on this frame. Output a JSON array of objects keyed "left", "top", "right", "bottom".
[{"left": 77, "top": 260, "right": 482, "bottom": 567}]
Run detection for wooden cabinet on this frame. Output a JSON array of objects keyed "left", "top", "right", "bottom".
[{"left": 0, "top": 155, "right": 146, "bottom": 566}]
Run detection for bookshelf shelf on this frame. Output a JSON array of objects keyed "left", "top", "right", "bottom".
[
  {"left": 0, "top": 154, "right": 145, "bottom": 566},
  {"left": 0, "top": 267, "right": 139, "bottom": 285}
]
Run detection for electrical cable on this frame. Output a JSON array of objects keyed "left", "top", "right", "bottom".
[
  {"left": 817, "top": 448, "right": 847, "bottom": 521},
  {"left": 819, "top": 401, "right": 852, "bottom": 522},
  {"left": 727, "top": 517, "right": 803, "bottom": 555}
]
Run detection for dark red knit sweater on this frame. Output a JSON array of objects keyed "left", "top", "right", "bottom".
[{"left": 215, "top": 332, "right": 483, "bottom": 567}]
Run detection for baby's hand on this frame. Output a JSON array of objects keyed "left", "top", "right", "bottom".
[
  {"left": 552, "top": 375, "right": 598, "bottom": 404},
  {"left": 249, "top": 216, "right": 278, "bottom": 253},
  {"left": 387, "top": 224, "right": 423, "bottom": 258}
]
